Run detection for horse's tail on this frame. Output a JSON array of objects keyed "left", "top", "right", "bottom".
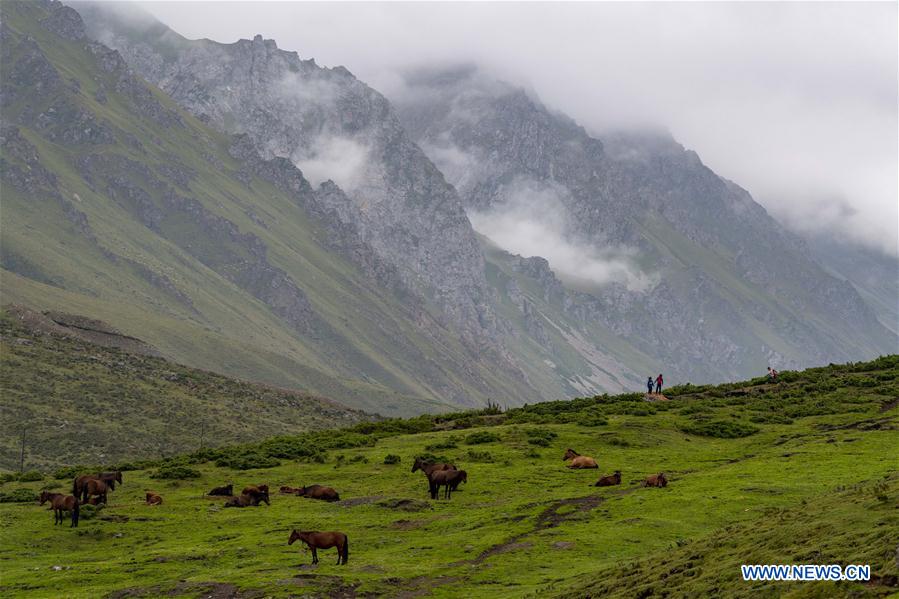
[
  {"left": 72, "top": 478, "right": 78, "bottom": 496},
  {"left": 72, "top": 499, "right": 80, "bottom": 527},
  {"left": 343, "top": 536, "right": 349, "bottom": 564}
]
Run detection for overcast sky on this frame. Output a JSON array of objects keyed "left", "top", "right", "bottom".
[{"left": 135, "top": 1, "right": 898, "bottom": 255}]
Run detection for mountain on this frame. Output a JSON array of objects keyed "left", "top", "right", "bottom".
[
  {"left": 0, "top": 306, "right": 371, "bottom": 469},
  {"left": 393, "top": 65, "right": 897, "bottom": 383},
  {"left": 0, "top": 0, "right": 539, "bottom": 416}
]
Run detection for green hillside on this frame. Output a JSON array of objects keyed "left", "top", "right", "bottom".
[
  {"left": 0, "top": 307, "right": 373, "bottom": 470},
  {"left": 1, "top": 356, "right": 896, "bottom": 597},
  {"left": 0, "top": 0, "right": 534, "bottom": 416}
]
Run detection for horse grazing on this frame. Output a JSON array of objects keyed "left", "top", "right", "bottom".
[
  {"left": 208, "top": 484, "right": 233, "bottom": 496},
  {"left": 563, "top": 449, "right": 598, "bottom": 469},
  {"left": 296, "top": 485, "right": 340, "bottom": 502},
  {"left": 145, "top": 492, "right": 163, "bottom": 505},
  {"left": 223, "top": 489, "right": 270, "bottom": 508},
  {"left": 82, "top": 478, "right": 111, "bottom": 505},
  {"left": 440, "top": 469, "right": 467, "bottom": 499},
  {"left": 73, "top": 471, "right": 120, "bottom": 502},
  {"left": 39, "top": 491, "right": 79, "bottom": 527},
  {"left": 288, "top": 530, "right": 348, "bottom": 565},
  {"left": 642, "top": 473, "right": 668, "bottom": 488},
  {"left": 242, "top": 484, "right": 269, "bottom": 496},
  {"left": 595, "top": 471, "right": 622, "bottom": 487},
  {"left": 411, "top": 457, "right": 456, "bottom": 475}
]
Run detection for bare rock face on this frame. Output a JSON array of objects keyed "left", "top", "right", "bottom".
[{"left": 78, "top": 9, "right": 499, "bottom": 346}]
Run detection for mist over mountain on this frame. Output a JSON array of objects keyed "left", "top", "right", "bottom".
[{"left": 2, "top": 1, "right": 895, "bottom": 417}]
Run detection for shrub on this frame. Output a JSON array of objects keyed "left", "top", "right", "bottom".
[
  {"left": 524, "top": 448, "right": 541, "bottom": 459},
  {"left": 466, "top": 450, "right": 495, "bottom": 463},
  {"left": 464, "top": 431, "right": 499, "bottom": 445},
  {"left": 413, "top": 452, "right": 451, "bottom": 465},
  {"left": 525, "top": 428, "right": 557, "bottom": 446},
  {"left": 383, "top": 454, "right": 401, "bottom": 465},
  {"left": 0, "top": 488, "right": 37, "bottom": 503},
  {"left": 577, "top": 413, "right": 609, "bottom": 427},
  {"left": 426, "top": 438, "right": 458, "bottom": 451},
  {"left": 607, "top": 437, "right": 631, "bottom": 447},
  {"left": 79, "top": 503, "right": 104, "bottom": 520},
  {"left": 680, "top": 420, "right": 759, "bottom": 439},
  {"left": 54, "top": 466, "right": 89, "bottom": 480},
  {"left": 16, "top": 470, "right": 43, "bottom": 482},
  {"left": 150, "top": 464, "right": 202, "bottom": 479},
  {"left": 214, "top": 452, "right": 280, "bottom": 471}
]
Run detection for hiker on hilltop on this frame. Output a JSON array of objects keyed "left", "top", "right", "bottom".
[
  {"left": 767, "top": 366, "right": 778, "bottom": 382},
  {"left": 655, "top": 374, "right": 663, "bottom": 394},
  {"left": 647, "top": 376, "right": 654, "bottom": 395}
]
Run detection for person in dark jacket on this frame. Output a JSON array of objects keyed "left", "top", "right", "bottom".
[
  {"left": 647, "top": 376, "right": 654, "bottom": 394},
  {"left": 655, "top": 374, "right": 663, "bottom": 394}
]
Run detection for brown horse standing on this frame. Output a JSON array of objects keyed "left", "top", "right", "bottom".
[
  {"left": 440, "top": 469, "right": 467, "bottom": 499},
  {"left": 563, "top": 449, "right": 599, "bottom": 469},
  {"left": 39, "top": 491, "right": 79, "bottom": 527},
  {"left": 73, "top": 471, "right": 121, "bottom": 503},
  {"left": 642, "top": 473, "right": 668, "bottom": 488},
  {"left": 82, "top": 478, "right": 111, "bottom": 505},
  {"left": 411, "top": 457, "right": 456, "bottom": 475},
  {"left": 595, "top": 471, "right": 621, "bottom": 487},
  {"left": 296, "top": 485, "right": 340, "bottom": 502},
  {"left": 288, "top": 530, "right": 348, "bottom": 565}
]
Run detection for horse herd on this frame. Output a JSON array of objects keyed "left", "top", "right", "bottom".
[{"left": 33, "top": 446, "right": 669, "bottom": 566}]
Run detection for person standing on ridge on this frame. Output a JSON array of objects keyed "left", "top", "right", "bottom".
[
  {"left": 655, "top": 374, "right": 663, "bottom": 394},
  {"left": 647, "top": 376, "right": 654, "bottom": 395}
]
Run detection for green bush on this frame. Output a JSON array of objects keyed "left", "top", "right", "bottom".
[
  {"left": 680, "top": 420, "right": 759, "bottom": 439},
  {"left": 16, "top": 470, "right": 43, "bottom": 482},
  {"left": 79, "top": 503, "right": 104, "bottom": 520},
  {"left": 577, "top": 413, "right": 609, "bottom": 427},
  {"left": 466, "top": 450, "right": 495, "bottom": 462},
  {"left": 150, "top": 464, "right": 202, "bottom": 479},
  {"left": 426, "top": 438, "right": 458, "bottom": 451},
  {"left": 214, "top": 452, "right": 280, "bottom": 471},
  {"left": 383, "top": 454, "right": 401, "bottom": 465},
  {"left": 525, "top": 428, "right": 558, "bottom": 446},
  {"left": 0, "top": 488, "right": 37, "bottom": 503},
  {"left": 413, "top": 452, "right": 451, "bottom": 465},
  {"left": 465, "top": 431, "right": 499, "bottom": 445}
]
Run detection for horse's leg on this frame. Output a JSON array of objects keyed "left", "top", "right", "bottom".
[{"left": 312, "top": 547, "right": 318, "bottom": 564}]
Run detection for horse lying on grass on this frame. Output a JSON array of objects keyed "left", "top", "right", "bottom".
[
  {"left": 223, "top": 489, "right": 270, "bottom": 507},
  {"left": 296, "top": 485, "right": 340, "bottom": 502},
  {"left": 595, "top": 471, "right": 621, "bottom": 487},
  {"left": 563, "top": 449, "right": 599, "bottom": 469},
  {"left": 642, "top": 473, "right": 668, "bottom": 488}
]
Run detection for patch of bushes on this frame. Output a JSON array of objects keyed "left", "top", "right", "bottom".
[
  {"left": 0, "top": 488, "right": 37, "bottom": 503},
  {"left": 79, "top": 503, "right": 104, "bottom": 520},
  {"left": 413, "top": 452, "right": 451, "bottom": 465},
  {"left": 383, "top": 454, "right": 401, "bottom": 465},
  {"left": 466, "top": 450, "right": 494, "bottom": 462},
  {"left": 607, "top": 437, "right": 631, "bottom": 447},
  {"left": 150, "top": 463, "right": 202, "bottom": 479},
  {"left": 576, "top": 412, "right": 609, "bottom": 427},
  {"left": 426, "top": 438, "right": 458, "bottom": 451},
  {"left": 464, "top": 431, "right": 499, "bottom": 445},
  {"left": 15, "top": 470, "right": 43, "bottom": 482},
  {"left": 214, "top": 452, "right": 280, "bottom": 471},
  {"left": 680, "top": 420, "right": 760, "bottom": 439},
  {"left": 525, "top": 428, "right": 558, "bottom": 446}
]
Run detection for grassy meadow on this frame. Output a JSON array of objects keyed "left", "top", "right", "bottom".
[{"left": 1, "top": 357, "right": 897, "bottom": 597}]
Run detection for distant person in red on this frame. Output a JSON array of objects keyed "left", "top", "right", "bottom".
[
  {"left": 655, "top": 374, "right": 663, "bottom": 394},
  {"left": 767, "top": 366, "right": 778, "bottom": 381}
]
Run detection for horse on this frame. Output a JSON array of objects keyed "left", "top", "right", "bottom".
[
  {"left": 440, "top": 469, "right": 467, "bottom": 499},
  {"left": 82, "top": 478, "right": 111, "bottom": 505},
  {"left": 223, "top": 489, "right": 270, "bottom": 508},
  {"left": 595, "top": 471, "right": 621, "bottom": 487},
  {"left": 642, "top": 473, "right": 668, "bottom": 488},
  {"left": 563, "top": 449, "right": 598, "bottom": 469},
  {"left": 73, "top": 471, "right": 120, "bottom": 502},
  {"left": 145, "top": 492, "right": 163, "bottom": 505},
  {"left": 425, "top": 468, "right": 462, "bottom": 500},
  {"left": 288, "top": 530, "right": 348, "bottom": 565},
  {"left": 242, "top": 484, "right": 269, "bottom": 496},
  {"left": 208, "top": 484, "right": 233, "bottom": 496},
  {"left": 39, "top": 491, "right": 79, "bottom": 527},
  {"left": 411, "top": 457, "right": 456, "bottom": 475},
  {"left": 296, "top": 485, "right": 340, "bottom": 502}
]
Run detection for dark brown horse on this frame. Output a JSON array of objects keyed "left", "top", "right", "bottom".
[
  {"left": 145, "top": 492, "right": 163, "bottom": 505},
  {"left": 242, "top": 484, "right": 269, "bottom": 496},
  {"left": 39, "top": 491, "right": 79, "bottom": 527},
  {"left": 411, "top": 457, "right": 456, "bottom": 475},
  {"left": 223, "top": 489, "right": 270, "bottom": 508},
  {"left": 208, "top": 484, "right": 233, "bottom": 496},
  {"left": 642, "top": 472, "right": 668, "bottom": 488},
  {"left": 288, "top": 529, "right": 348, "bottom": 565},
  {"left": 595, "top": 471, "right": 622, "bottom": 487},
  {"left": 73, "top": 471, "right": 121, "bottom": 502},
  {"left": 425, "top": 468, "right": 465, "bottom": 500},
  {"left": 82, "top": 478, "right": 111, "bottom": 505},
  {"left": 440, "top": 469, "right": 467, "bottom": 499},
  {"left": 296, "top": 485, "right": 340, "bottom": 502}
]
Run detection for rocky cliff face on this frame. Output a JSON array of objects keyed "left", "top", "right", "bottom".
[
  {"left": 396, "top": 65, "right": 896, "bottom": 381},
  {"left": 78, "top": 7, "right": 500, "bottom": 348}
]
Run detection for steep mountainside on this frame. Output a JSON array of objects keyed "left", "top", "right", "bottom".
[
  {"left": 0, "top": 306, "right": 371, "bottom": 469},
  {"left": 395, "top": 65, "right": 897, "bottom": 382},
  {"left": 0, "top": 1, "right": 539, "bottom": 415}
]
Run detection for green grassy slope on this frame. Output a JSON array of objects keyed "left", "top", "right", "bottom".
[
  {"left": 0, "top": 309, "right": 372, "bottom": 470},
  {"left": 1, "top": 357, "right": 896, "bottom": 597},
  {"left": 0, "top": 0, "right": 539, "bottom": 415}
]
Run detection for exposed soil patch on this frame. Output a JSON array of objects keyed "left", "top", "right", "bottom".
[
  {"left": 553, "top": 541, "right": 576, "bottom": 549},
  {"left": 390, "top": 519, "right": 425, "bottom": 530},
  {"left": 376, "top": 498, "right": 432, "bottom": 512},
  {"left": 106, "top": 581, "right": 261, "bottom": 599},
  {"left": 880, "top": 398, "right": 899, "bottom": 413},
  {"left": 818, "top": 417, "right": 896, "bottom": 432},
  {"left": 336, "top": 496, "right": 383, "bottom": 508}
]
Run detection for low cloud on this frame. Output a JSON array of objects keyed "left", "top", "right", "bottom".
[
  {"left": 293, "top": 135, "right": 369, "bottom": 191},
  {"left": 468, "top": 178, "right": 654, "bottom": 291}
]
